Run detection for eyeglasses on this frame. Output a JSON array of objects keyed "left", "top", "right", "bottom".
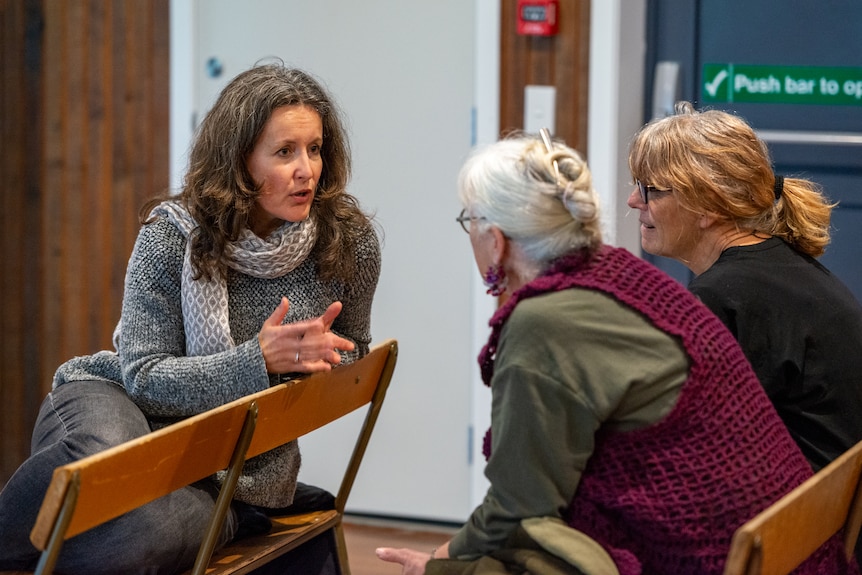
[
  {"left": 636, "top": 180, "right": 670, "bottom": 204},
  {"left": 456, "top": 208, "right": 487, "bottom": 234}
]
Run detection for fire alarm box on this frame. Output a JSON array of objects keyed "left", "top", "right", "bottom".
[{"left": 517, "top": 0, "right": 559, "bottom": 36}]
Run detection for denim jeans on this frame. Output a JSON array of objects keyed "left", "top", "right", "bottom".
[{"left": 0, "top": 380, "right": 237, "bottom": 575}]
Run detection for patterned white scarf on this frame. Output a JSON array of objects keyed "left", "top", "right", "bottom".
[{"left": 151, "top": 201, "right": 318, "bottom": 356}]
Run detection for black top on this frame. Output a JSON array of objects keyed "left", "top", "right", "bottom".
[{"left": 689, "top": 237, "right": 862, "bottom": 471}]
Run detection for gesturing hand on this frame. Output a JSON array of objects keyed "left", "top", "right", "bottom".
[{"left": 258, "top": 297, "right": 355, "bottom": 374}]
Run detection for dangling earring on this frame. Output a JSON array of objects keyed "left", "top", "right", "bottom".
[{"left": 483, "top": 264, "right": 507, "bottom": 296}]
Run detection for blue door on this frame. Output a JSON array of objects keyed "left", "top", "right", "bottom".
[{"left": 644, "top": 0, "right": 862, "bottom": 301}]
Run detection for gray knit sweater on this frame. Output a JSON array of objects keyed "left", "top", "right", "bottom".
[{"left": 53, "top": 216, "right": 381, "bottom": 507}]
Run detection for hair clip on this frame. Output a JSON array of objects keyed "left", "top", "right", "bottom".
[{"left": 539, "top": 127, "right": 562, "bottom": 187}]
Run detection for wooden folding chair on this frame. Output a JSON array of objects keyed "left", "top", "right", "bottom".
[
  {"left": 12, "top": 338, "right": 397, "bottom": 575},
  {"left": 723, "top": 439, "right": 862, "bottom": 575},
  {"left": 188, "top": 337, "right": 399, "bottom": 575},
  {"left": 24, "top": 389, "right": 263, "bottom": 575}
]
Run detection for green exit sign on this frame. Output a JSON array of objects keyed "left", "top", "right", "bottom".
[{"left": 702, "top": 64, "right": 862, "bottom": 106}]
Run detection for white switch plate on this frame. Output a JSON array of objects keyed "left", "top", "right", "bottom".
[
  {"left": 652, "top": 61, "right": 681, "bottom": 120},
  {"left": 524, "top": 85, "right": 556, "bottom": 134}
]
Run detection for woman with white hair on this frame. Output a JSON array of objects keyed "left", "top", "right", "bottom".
[{"left": 377, "top": 131, "right": 853, "bottom": 575}]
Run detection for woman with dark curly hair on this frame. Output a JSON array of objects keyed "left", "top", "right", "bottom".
[{"left": 0, "top": 63, "right": 380, "bottom": 575}]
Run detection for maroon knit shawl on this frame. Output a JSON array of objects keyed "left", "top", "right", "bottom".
[{"left": 479, "top": 246, "right": 856, "bottom": 575}]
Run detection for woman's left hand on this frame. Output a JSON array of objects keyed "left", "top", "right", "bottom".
[{"left": 375, "top": 547, "right": 432, "bottom": 575}]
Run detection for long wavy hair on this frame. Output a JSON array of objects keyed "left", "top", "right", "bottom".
[
  {"left": 629, "top": 101, "right": 834, "bottom": 257},
  {"left": 141, "top": 63, "right": 370, "bottom": 281}
]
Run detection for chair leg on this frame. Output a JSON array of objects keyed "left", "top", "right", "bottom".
[
  {"left": 190, "top": 402, "right": 258, "bottom": 575},
  {"left": 334, "top": 521, "right": 351, "bottom": 575}
]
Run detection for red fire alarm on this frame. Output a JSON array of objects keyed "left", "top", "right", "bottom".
[{"left": 517, "top": 0, "right": 559, "bottom": 36}]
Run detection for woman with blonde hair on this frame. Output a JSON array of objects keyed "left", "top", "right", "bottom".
[{"left": 628, "top": 101, "right": 862, "bottom": 473}]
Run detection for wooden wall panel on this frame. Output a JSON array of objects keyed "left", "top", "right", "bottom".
[
  {"left": 500, "top": 0, "right": 591, "bottom": 154},
  {"left": 0, "top": 0, "right": 169, "bottom": 484},
  {"left": 0, "top": 0, "right": 45, "bottom": 485}
]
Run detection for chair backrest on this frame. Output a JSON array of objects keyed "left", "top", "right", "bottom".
[
  {"left": 723, "top": 439, "right": 862, "bottom": 575},
  {"left": 245, "top": 338, "right": 398, "bottom": 513},
  {"left": 30, "top": 391, "right": 261, "bottom": 548},
  {"left": 27, "top": 338, "right": 398, "bottom": 575}
]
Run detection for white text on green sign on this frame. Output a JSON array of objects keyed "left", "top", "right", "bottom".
[{"left": 702, "top": 64, "right": 862, "bottom": 106}]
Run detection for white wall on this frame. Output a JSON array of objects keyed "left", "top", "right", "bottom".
[
  {"left": 169, "top": 0, "right": 194, "bottom": 193},
  {"left": 467, "top": 0, "right": 500, "bottom": 510},
  {"left": 588, "top": 0, "right": 646, "bottom": 253},
  {"left": 169, "top": 0, "right": 646, "bottom": 523},
  {"left": 174, "top": 0, "right": 478, "bottom": 523}
]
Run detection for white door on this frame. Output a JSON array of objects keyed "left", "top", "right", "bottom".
[{"left": 183, "top": 0, "right": 483, "bottom": 522}]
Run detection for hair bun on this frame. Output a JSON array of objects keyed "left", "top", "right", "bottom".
[{"left": 560, "top": 182, "right": 598, "bottom": 223}]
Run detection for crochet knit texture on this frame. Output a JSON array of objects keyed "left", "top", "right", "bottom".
[{"left": 481, "top": 246, "right": 856, "bottom": 575}]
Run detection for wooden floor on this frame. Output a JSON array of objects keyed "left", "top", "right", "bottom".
[
  {"left": 0, "top": 508, "right": 456, "bottom": 575},
  {"left": 343, "top": 515, "right": 459, "bottom": 575}
]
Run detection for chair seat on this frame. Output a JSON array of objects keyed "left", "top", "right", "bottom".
[{"left": 198, "top": 510, "right": 341, "bottom": 575}]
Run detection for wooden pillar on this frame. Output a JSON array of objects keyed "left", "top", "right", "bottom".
[
  {"left": 499, "top": 0, "right": 591, "bottom": 154},
  {"left": 0, "top": 0, "right": 169, "bottom": 483}
]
